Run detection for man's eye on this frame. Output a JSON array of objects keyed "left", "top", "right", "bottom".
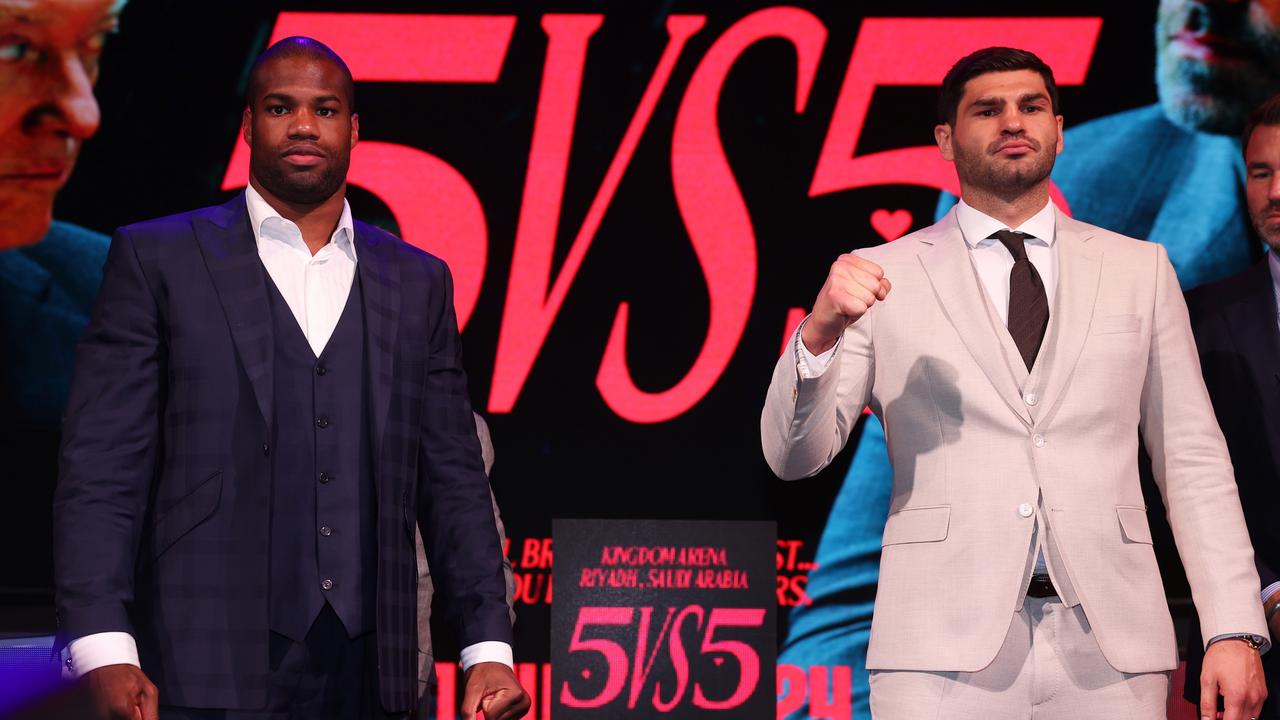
[
  {"left": 0, "top": 37, "right": 37, "bottom": 64},
  {"left": 316, "top": 108, "right": 335, "bottom": 117},
  {"left": 1023, "top": 105, "right": 1043, "bottom": 113},
  {"left": 268, "top": 106, "right": 288, "bottom": 116}
]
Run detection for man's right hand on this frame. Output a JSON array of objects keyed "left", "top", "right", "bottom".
[
  {"left": 802, "top": 253, "right": 891, "bottom": 355},
  {"left": 84, "top": 664, "right": 158, "bottom": 720}
]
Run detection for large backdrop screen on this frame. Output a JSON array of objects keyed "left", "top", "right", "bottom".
[{"left": 6, "top": 0, "right": 1254, "bottom": 717}]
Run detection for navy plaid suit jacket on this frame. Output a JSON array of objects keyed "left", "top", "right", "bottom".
[{"left": 53, "top": 195, "right": 512, "bottom": 712}]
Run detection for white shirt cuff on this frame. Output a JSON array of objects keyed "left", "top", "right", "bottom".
[
  {"left": 65, "top": 632, "right": 140, "bottom": 678},
  {"left": 459, "top": 641, "right": 513, "bottom": 671},
  {"left": 795, "top": 319, "right": 839, "bottom": 379},
  {"left": 1262, "top": 580, "right": 1280, "bottom": 606}
]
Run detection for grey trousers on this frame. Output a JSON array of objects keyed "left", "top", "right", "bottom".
[{"left": 869, "top": 597, "right": 1170, "bottom": 719}]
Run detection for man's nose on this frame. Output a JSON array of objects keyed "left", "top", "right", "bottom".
[
  {"left": 25, "top": 51, "right": 101, "bottom": 140},
  {"left": 1000, "top": 109, "right": 1024, "bottom": 134},
  {"left": 288, "top": 110, "right": 320, "bottom": 139}
]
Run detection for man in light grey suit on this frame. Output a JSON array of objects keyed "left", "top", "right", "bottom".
[
  {"left": 762, "top": 47, "right": 1270, "bottom": 718},
  {"left": 786, "top": 6, "right": 1280, "bottom": 714}
]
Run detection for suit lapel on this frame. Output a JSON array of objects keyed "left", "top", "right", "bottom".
[
  {"left": 355, "top": 224, "right": 401, "bottom": 463},
  {"left": 194, "top": 195, "right": 274, "bottom": 428},
  {"left": 1033, "top": 211, "right": 1101, "bottom": 423},
  {"left": 919, "top": 211, "right": 1033, "bottom": 426}
]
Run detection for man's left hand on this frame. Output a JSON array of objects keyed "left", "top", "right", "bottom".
[
  {"left": 1200, "top": 638, "right": 1268, "bottom": 720},
  {"left": 461, "top": 661, "right": 530, "bottom": 720}
]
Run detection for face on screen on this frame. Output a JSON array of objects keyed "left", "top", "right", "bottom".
[
  {"left": 1158, "top": 0, "right": 1280, "bottom": 134},
  {"left": 936, "top": 69, "right": 1064, "bottom": 199},
  {"left": 1245, "top": 123, "right": 1280, "bottom": 250},
  {"left": 0, "top": 0, "right": 116, "bottom": 250},
  {"left": 242, "top": 55, "right": 357, "bottom": 207}
]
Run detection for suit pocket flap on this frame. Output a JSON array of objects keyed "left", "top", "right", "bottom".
[
  {"left": 1117, "top": 506, "right": 1153, "bottom": 544},
  {"left": 881, "top": 506, "right": 950, "bottom": 546},
  {"left": 1092, "top": 313, "right": 1141, "bottom": 335},
  {"left": 153, "top": 471, "right": 223, "bottom": 558}
]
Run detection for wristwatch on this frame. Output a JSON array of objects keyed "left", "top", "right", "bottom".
[{"left": 1233, "top": 634, "right": 1266, "bottom": 651}]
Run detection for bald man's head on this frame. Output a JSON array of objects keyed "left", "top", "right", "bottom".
[{"left": 247, "top": 36, "right": 354, "bottom": 111}]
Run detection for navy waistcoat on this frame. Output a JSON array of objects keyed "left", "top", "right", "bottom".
[{"left": 265, "top": 272, "right": 377, "bottom": 640}]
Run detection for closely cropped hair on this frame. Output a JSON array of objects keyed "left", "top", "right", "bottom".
[
  {"left": 938, "top": 47, "right": 1060, "bottom": 125},
  {"left": 247, "top": 36, "right": 355, "bottom": 111},
  {"left": 1242, "top": 95, "right": 1280, "bottom": 156}
]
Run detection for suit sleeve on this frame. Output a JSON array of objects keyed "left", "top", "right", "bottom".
[
  {"left": 1138, "top": 244, "right": 1267, "bottom": 644},
  {"left": 1188, "top": 294, "right": 1280, "bottom": 596},
  {"left": 53, "top": 227, "right": 164, "bottom": 643},
  {"left": 761, "top": 302, "right": 876, "bottom": 480},
  {"left": 415, "top": 260, "right": 512, "bottom": 649}
]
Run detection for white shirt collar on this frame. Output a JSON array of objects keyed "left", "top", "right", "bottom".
[
  {"left": 955, "top": 197, "right": 1057, "bottom": 249},
  {"left": 244, "top": 183, "right": 356, "bottom": 261}
]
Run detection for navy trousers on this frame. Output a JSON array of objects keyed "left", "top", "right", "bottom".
[{"left": 160, "top": 605, "right": 407, "bottom": 720}]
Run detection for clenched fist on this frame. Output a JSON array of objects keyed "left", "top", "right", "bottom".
[
  {"left": 802, "top": 253, "right": 891, "bottom": 355},
  {"left": 461, "top": 661, "right": 531, "bottom": 720},
  {"left": 84, "top": 664, "right": 158, "bottom": 720}
]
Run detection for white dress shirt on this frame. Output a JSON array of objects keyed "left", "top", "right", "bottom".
[
  {"left": 66, "top": 186, "right": 512, "bottom": 677},
  {"left": 246, "top": 182, "right": 358, "bottom": 356}
]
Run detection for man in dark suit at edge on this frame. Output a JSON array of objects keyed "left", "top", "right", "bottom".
[
  {"left": 1184, "top": 93, "right": 1280, "bottom": 719},
  {"left": 53, "top": 37, "right": 530, "bottom": 720}
]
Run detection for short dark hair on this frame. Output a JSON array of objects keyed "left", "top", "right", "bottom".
[
  {"left": 937, "top": 47, "right": 1060, "bottom": 125},
  {"left": 247, "top": 36, "right": 355, "bottom": 111},
  {"left": 1242, "top": 94, "right": 1280, "bottom": 157}
]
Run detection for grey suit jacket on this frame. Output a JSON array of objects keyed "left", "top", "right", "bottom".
[{"left": 762, "top": 208, "right": 1267, "bottom": 673}]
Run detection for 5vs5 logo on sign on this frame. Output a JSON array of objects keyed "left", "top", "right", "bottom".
[{"left": 551, "top": 519, "right": 776, "bottom": 718}]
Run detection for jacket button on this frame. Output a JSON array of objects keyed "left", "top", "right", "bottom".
[
  {"left": 321, "top": 579, "right": 334, "bottom": 591},
  {"left": 1032, "top": 434, "right": 1045, "bottom": 448},
  {"left": 319, "top": 472, "right": 331, "bottom": 484},
  {"left": 263, "top": 443, "right": 270, "bottom": 456},
  {"left": 316, "top": 365, "right": 327, "bottom": 376},
  {"left": 316, "top": 417, "right": 330, "bottom": 429},
  {"left": 1024, "top": 392, "right": 1038, "bottom": 406},
  {"left": 320, "top": 526, "right": 333, "bottom": 537},
  {"left": 1018, "top": 503, "right": 1034, "bottom": 518}
]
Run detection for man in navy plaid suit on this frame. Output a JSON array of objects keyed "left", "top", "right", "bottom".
[{"left": 52, "top": 37, "right": 529, "bottom": 720}]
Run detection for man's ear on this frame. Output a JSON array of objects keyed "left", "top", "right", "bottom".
[
  {"left": 350, "top": 112, "right": 359, "bottom": 149},
  {"left": 935, "top": 123, "right": 954, "bottom": 161},
  {"left": 241, "top": 108, "right": 253, "bottom": 147}
]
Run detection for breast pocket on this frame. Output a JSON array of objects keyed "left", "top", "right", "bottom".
[{"left": 1091, "top": 313, "right": 1141, "bottom": 335}]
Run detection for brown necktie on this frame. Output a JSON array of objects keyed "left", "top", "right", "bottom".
[{"left": 990, "top": 229, "right": 1049, "bottom": 370}]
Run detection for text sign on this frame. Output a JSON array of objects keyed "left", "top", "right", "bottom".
[{"left": 552, "top": 519, "right": 776, "bottom": 718}]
